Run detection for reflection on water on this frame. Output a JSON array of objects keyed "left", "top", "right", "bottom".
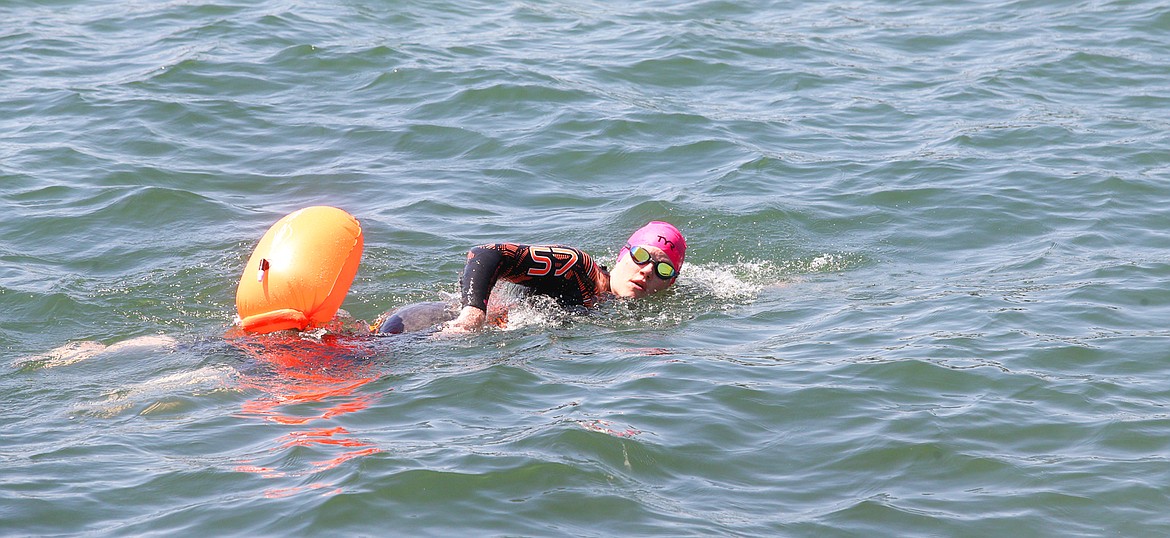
[{"left": 227, "top": 329, "right": 383, "bottom": 492}]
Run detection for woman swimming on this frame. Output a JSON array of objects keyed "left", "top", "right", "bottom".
[{"left": 374, "top": 221, "right": 687, "bottom": 334}]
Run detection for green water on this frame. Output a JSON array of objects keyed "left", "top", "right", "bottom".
[{"left": 3, "top": 0, "right": 1170, "bottom": 535}]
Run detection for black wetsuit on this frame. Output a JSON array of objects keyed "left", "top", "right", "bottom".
[
  {"left": 374, "top": 243, "right": 607, "bottom": 334},
  {"left": 460, "top": 243, "right": 607, "bottom": 310}
]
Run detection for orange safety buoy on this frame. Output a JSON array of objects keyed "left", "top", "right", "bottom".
[{"left": 235, "top": 206, "right": 363, "bottom": 334}]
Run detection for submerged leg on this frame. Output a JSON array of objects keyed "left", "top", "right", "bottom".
[{"left": 15, "top": 335, "right": 178, "bottom": 369}]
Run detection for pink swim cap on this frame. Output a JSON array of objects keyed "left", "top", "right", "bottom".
[{"left": 619, "top": 221, "right": 687, "bottom": 271}]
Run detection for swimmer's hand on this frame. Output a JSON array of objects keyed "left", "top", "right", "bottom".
[{"left": 440, "top": 305, "right": 486, "bottom": 334}]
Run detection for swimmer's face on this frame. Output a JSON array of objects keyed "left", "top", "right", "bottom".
[{"left": 609, "top": 245, "right": 676, "bottom": 299}]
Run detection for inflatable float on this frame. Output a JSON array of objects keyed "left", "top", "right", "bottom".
[{"left": 235, "top": 206, "right": 363, "bottom": 334}]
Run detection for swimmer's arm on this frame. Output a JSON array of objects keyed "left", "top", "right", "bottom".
[
  {"left": 459, "top": 245, "right": 507, "bottom": 312},
  {"left": 447, "top": 244, "right": 517, "bottom": 332}
]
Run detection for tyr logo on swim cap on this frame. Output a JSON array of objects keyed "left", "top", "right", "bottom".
[{"left": 620, "top": 221, "right": 686, "bottom": 271}]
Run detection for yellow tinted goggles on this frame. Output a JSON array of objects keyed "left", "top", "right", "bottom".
[{"left": 627, "top": 244, "right": 679, "bottom": 279}]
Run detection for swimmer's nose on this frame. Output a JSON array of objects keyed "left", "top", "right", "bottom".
[{"left": 630, "top": 264, "right": 653, "bottom": 286}]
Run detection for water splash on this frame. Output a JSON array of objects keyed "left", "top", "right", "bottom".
[{"left": 684, "top": 253, "right": 857, "bottom": 299}]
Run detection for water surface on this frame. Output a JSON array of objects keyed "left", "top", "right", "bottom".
[{"left": 3, "top": 0, "right": 1170, "bottom": 535}]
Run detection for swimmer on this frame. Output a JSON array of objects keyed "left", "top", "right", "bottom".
[{"left": 374, "top": 221, "right": 687, "bottom": 335}]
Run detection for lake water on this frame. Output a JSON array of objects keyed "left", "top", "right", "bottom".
[{"left": 3, "top": 0, "right": 1170, "bottom": 535}]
